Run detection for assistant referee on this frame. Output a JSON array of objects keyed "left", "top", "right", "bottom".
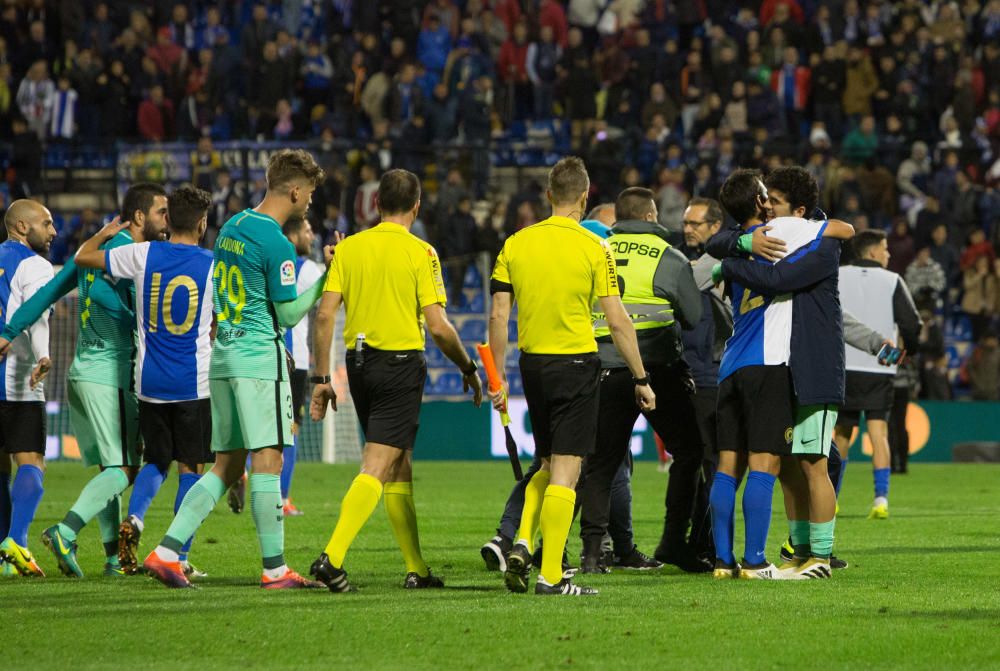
[
  {"left": 489, "top": 157, "right": 654, "bottom": 597},
  {"left": 308, "top": 169, "right": 483, "bottom": 592}
]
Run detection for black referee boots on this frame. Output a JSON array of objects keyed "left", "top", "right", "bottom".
[
  {"left": 535, "top": 576, "right": 598, "bottom": 596},
  {"left": 310, "top": 553, "right": 354, "bottom": 592},
  {"left": 404, "top": 569, "right": 445, "bottom": 589},
  {"left": 504, "top": 542, "right": 532, "bottom": 593}
]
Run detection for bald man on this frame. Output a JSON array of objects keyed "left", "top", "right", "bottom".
[{"left": 0, "top": 199, "right": 56, "bottom": 578}]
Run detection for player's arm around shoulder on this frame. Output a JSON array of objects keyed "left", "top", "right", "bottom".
[
  {"left": 74, "top": 216, "right": 129, "bottom": 271},
  {"left": 823, "top": 218, "right": 855, "bottom": 240}
]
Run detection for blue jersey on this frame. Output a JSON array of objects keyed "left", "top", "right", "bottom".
[
  {"left": 718, "top": 217, "right": 826, "bottom": 382},
  {"left": 106, "top": 241, "right": 214, "bottom": 402},
  {"left": 0, "top": 240, "right": 53, "bottom": 401},
  {"left": 282, "top": 256, "right": 323, "bottom": 371}
]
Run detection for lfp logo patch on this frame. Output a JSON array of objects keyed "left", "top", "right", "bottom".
[{"left": 280, "top": 260, "right": 296, "bottom": 285}]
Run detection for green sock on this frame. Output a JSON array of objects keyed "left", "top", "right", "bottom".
[
  {"left": 249, "top": 473, "right": 285, "bottom": 570},
  {"left": 58, "top": 468, "right": 129, "bottom": 542},
  {"left": 96, "top": 493, "right": 122, "bottom": 562},
  {"left": 810, "top": 519, "right": 836, "bottom": 559},
  {"left": 789, "top": 519, "right": 810, "bottom": 557},
  {"left": 162, "top": 472, "right": 226, "bottom": 553}
]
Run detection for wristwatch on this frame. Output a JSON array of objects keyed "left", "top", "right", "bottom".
[
  {"left": 309, "top": 375, "right": 331, "bottom": 384},
  {"left": 633, "top": 374, "right": 651, "bottom": 386},
  {"left": 461, "top": 361, "right": 479, "bottom": 377}
]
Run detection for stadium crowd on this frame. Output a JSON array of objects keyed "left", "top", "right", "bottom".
[{"left": 1, "top": 0, "right": 1000, "bottom": 396}]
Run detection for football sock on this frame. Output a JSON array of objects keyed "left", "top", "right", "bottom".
[
  {"left": 709, "top": 472, "right": 737, "bottom": 565},
  {"left": 810, "top": 520, "right": 836, "bottom": 559},
  {"left": 249, "top": 474, "right": 285, "bottom": 570},
  {"left": 873, "top": 467, "right": 890, "bottom": 500},
  {"left": 0, "top": 472, "right": 11, "bottom": 540},
  {"left": 788, "top": 519, "right": 810, "bottom": 558},
  {"left": 515, "top": 469, "right": 550, "bottom": 553},
  {"left": 538, "top": 484, "right": 575, "bottom": 585},
  {"left": 175, "top": 472, "right": 200, "bottom": 562},
  {"left": 160, "top": 471, "right": 226, "bottom": 555},
  {"left": 280, "top": 438, "right": 297, "bottom": 500},
  {"left": 835, "top": 452, "right": 848, "bottom": 496},
  {"left": 384, "top": 481, "right": 428, "bottom": 577},
  {"left": 742, "top": 471, "right": 776, "bottom": 566},
  {"left": 58, "top": 467, "right": 130, "bottom": 543},
  {"left": 324, "top": 473, "right": 383, "bottom": 568},
  {"left": 9, "top": 464, "right": 43, "bottom": 547},
  {"left": 96, "top": 494, "right": 122, "bottom": 562},
  {"left": 128, "top": 463, "right": 167, "bottom": 522}
]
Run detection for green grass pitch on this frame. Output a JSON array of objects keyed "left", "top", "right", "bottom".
[{"left": 6, "top": 461, "right": 1000, "bottom": 670}]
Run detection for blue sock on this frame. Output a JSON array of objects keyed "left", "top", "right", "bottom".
[
  {"left": 829, "top": 443, "right": 847, "bottom": 496},
  {"left": 128, "top": 463, "right": 168, "bottom": 521},
  {"left": 280, "top": 439, "right": 297, "bottom": 500},
  {"left": 709, "top": 472, "right": 737, "bottom": 566},
  {"left": 9, "top": 465, "right": 44, "bottom": 547},
  {"left": 874, "top": 467, "right": 890, "bottom": 499},
  {"left": 742, "top": 471, "right": 776, "bottom": 566},
  {"left": 176, "top": 472, "right": 200, "bottom": 562},
  {"left": 0, "top": 472, "right": 10, "bottom": 540}
]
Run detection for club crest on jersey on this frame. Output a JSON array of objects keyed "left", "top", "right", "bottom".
[{"left": 280, "top": 260, "right": 296, "bottom": 285}]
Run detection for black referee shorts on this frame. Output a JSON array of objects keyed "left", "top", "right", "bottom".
[
  {"left": 519, "top": 352, "right": 601, "bottom": 459},
  {"left": 838, "top": 371, "right": 894, "bottom": 425},
  {"left": 346, "top": 348, "right": 427, "bottom": 451},
  {"left": 0, "top": 401, "right": 47, "bottom": 455},
  {"left": 139, "top": 399, "right": 213, "bottom": 469},
  {"left": 717, "top": 365, "right": 795, "bottom": 456},
  {"left": 291, "top": 369, "right": 308, "bottom": 424}
]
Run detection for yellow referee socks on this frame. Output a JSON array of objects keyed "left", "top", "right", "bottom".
[
  {"left": 539, "top": 484, "right": 576, "bottom": 585},
  {"left": 324, "top": 473, "right": 383, "bottom": 568},
  {"left": 384, "top": 482, "right": 429, "bottom": 577},
  {"left": 515, "top": 469, "right": 551, "bottom": 552}
]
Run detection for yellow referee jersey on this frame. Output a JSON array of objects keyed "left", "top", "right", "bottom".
[
  {"left": 324, "top": 221, "right": 447, "bottom": 350},
  {"left": 491, "top": 215, "right": 619, "bottom": 354}
]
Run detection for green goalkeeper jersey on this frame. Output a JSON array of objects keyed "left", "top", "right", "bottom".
[
  {"left": 67, "top": 230, "right": 136, "bottom": 389},
  {"left": 210, "top": 209, "right": 298, "bottom": 381}
]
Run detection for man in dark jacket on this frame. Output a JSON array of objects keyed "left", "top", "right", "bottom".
[{"left": 579, "top": 187, "right": 707, "bottom": 573}]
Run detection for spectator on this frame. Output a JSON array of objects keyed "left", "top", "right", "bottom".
[
  {"left": 498, "top": 22, "right": 531, "bottom": 121},
  {"left": 843, "top": 45, "right": 878, "bottom": 119},
  {"left": 965, "top": 332, "right": 1000, "bottom": 401},
  {"left": 48, "top": 74, "right": 77, "bottom": 141},
  {"left": 897, "top": 140, "right": 931, "bottom": 216},
  {"left": 905, "top": 246, "right": 947, "bottom": 303},
  {"left": 241, "top": 3, "right": 277, "bottom": 70},
  {"left": 962, "top": 256, "right": 999, "bottom": 342},
  {"left": 960, "top": 229, "right": 996, "bottom": 272},
  {"left": 914, "top": 196, "right": 949, "bottom": 248},
  {"left": 841, "top": 114, "right": 878, "bottom": 164},
  {"left": 353, "top": 163, "right": 380, "bottom": 230},
  {"left": 386, "top": 62, "right": 424, "bottom": 128},
  {"left": 929, "top": 222, "right": 961, "bottom": 288},
  {"left": 301, "top": 40, "right": 333, "bottom": 110},
  {"left": 10, "top": 117, "right": 42, "bottom": 198},
  {"left": 15, "top": 59, "right": 53, "bottom": 138},
  {"left": 887, "top": 218, "right": 916, "bottom": 276},
  {"left": 526, "top": 25, "right": 560, "bottom": 120},
  {"left": 96, "top": 59, "right": 131, "bottom": 138},
  {"left": 424, "top": 82, "right": 458, "bottom": 142},
  {"left": 770, "top": 46, "right": 810, "bottom": 138},
  {"left": 137, "top": 84, "right": 175, "bottom": 141},
  {"left": 146, "top": 26, "right": 185, "bottom": 76},
  {"left": 438, "top": 195, "right": 478, "bottom": 306},
  {"left": 253, "top": 41, "right": 292, "bottom": 115},
  {"left": 539, "top": 0, "right": 569, "bottom": 48},
  {"left": 417, "top": 14, "right": 452, "bottom": 76},
  {"left": 423, "top": 0, "right": 460, "bottom": 39},
  {"left": 640, "top": 81, "right": 678, "bottom": 130}
]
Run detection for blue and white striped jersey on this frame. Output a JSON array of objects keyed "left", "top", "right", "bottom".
[
  {"left": 718, "top": 217, "right": 827, "bottom": 382},
  {"left": 283, "top": 256, "right": 324, "bottom": 371},
  {"left": 0, "top": 240, "right": 54, "bottom": 401},
  {"left": 106, "top": 241, "right": 214, "bottom": 402}
]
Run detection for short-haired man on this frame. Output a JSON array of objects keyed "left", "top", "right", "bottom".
[
  {"left": 833, "top": 230, "right": 921, "bottom": 519},
  {"left": 579, "top": 187, "right": 705, "bottom": 574},
  {"left": 278, "top": 216, "right": 325, "bottom": 516},
  {"left": 76, "top": 186, "right": 216, "bottom": 578},
  {"left": 489, "top": 157, "right": 654, "bottom": 596},
  {"left": 2, "top": 183, "right": 168, "bottom": 577},
  {"left": 0, "top": 199, "right": 56, "bottom": 577},
  {"left": 308, "top": 168, "right": 482, "bottom": 592},
  {"left": 145, "top": 149, "right": 329, "bottom": 589}
]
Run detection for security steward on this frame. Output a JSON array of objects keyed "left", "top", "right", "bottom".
[
  {"left": 577, "top": 187, "right": 707, "bottom": 574},
  {"left": 309, "top": 168, "right": 483, "bottom": 592},
  {"left": 488, "top": 157, "right": 654, "bottom": 597}
]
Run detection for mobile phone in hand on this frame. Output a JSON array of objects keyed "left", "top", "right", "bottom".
[{"left": 877, "top": 343, "right": 905, "bottom": 366}]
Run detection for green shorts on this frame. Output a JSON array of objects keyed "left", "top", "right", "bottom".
[
  {"left": 210, "top": 377, "right": 293, "bottom": 452},
  {"left": 68, "top": 379, "right": 141, "bottom": 468},
  {"left": 791, "top": 404, "right": 839, "bottom": 457}
]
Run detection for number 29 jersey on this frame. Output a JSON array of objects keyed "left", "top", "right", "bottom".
[
  {"left": 106, "top": 241, "right": 214, "bottom": 402},
  {"left": 718, "top": 216, "right": 826, "bottom": 383},
  {"left": 210, "top": 209, "right": 298, "bottom": 381}
]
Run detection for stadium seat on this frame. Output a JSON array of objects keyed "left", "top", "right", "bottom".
[
  {"left": 463, "top": 264, "right": 482, "bottom": 288},
  {"left": 508, "top": 320, "right": 518, "bottom": 342},
  {"left": 435, "top": 372, "right": 464, "bottom": 395},
  {"left": 424, "top": 344, "right": 447, "bottom": 367},
  {"left": 508, "top": 371, "right": 524, "bottom": 396},
  {"left": 459, "top": 318, "right": 486, "bottom": 343}
]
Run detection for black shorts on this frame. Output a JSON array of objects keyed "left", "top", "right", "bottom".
[
  {"left": 346, "top": 348, "right": 426, "bottom": 451},
  {"left": 520, "top": 352, "right": 601, "bottom": 459},
  {"left": 0, "top": 401, "right": 46, "bottom": 455},
  {"left": 291, "top": 369, "right": 308, "bottom": 424},
  {"left": 139, "top": 399, "right": 213, "bottom": 468},
  {"left": 839, "top": 371, "right": 894, "bottom": 425},
  {"left": 717, "top": 366, "right": 795, "bottom": 456}
]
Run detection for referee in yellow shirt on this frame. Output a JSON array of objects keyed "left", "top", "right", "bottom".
[
  {"left": 308, "top": 169, "right": 483, "bottom": 592},
  {"left": 489, "top": 157, "right": 655, "bottom": 596}
]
